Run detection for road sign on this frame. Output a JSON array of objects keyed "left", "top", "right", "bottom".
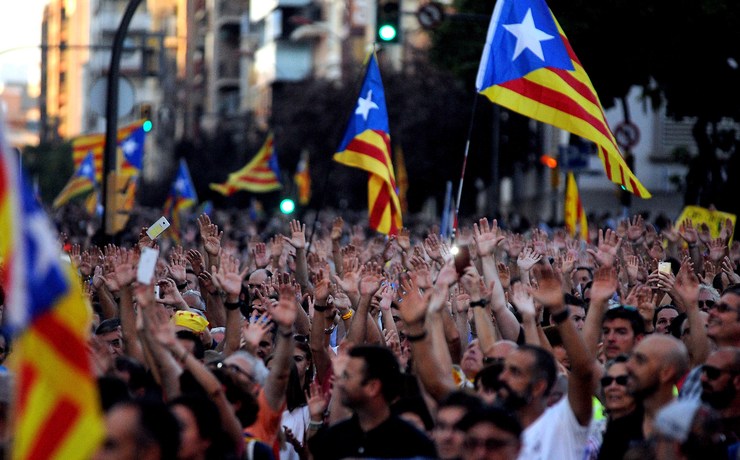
[
  {"left": 614, "top": 121, "right": 640, "bottom": 150},
  {"left": 417, "top": 3, "right": 445, "bottom": 30}
]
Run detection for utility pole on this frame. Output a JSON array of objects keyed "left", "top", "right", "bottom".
[{"left": 102, "top": 0, "right": 144, "bottom": 238}]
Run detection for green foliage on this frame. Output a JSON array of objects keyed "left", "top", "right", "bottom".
[{"left": 22, "top": 141, "right": 73, "bottom": 203}]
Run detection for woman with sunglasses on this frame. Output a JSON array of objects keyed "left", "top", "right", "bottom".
[{"left": 585, "top": 355, "right": 643, "bottom": 460}]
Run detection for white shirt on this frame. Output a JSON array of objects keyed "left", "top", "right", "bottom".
[{"left": 518, "top": 398, "right": 591, "bottom": 460}]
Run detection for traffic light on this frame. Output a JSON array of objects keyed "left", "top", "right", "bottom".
[
  {"left": 140, "top": 103, "right": 153, "bottom": 132},
  {"left": 280, "top": 198, "right": 296, "bottom": 214},
  {"left": 377, "top": 0, "right": 401, "bottom": 43}
]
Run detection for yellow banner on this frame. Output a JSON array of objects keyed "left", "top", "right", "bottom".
[{"left": 674, "top": 205, "right": 736, "bottom": 243}]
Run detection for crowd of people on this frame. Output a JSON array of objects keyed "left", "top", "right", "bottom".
[{"left": 3, "top": 208, "right": 740, "bottom": 460}]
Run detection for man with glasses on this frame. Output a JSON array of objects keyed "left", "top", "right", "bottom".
[
  {"left": 681, "top": 284, "right": 740, "bottom": 400},
  {"left": 700, "top": 347, "right": 740, "bottom": 437}
]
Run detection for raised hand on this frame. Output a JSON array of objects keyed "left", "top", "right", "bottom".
[
  {"left": 435, "top": 259, "right": 458, "bottom": 288},
  {"left": 330, "top": 217, "right": 344, "bottom": 242},
  {"left": 589, "top": 266, "right": 618, "bottom": 305},
  {"left": 186, "top": 249, "right": 205, "bottom": 276},
  {"left": 707, "top": 237, "right": 728, "bottom": 263},
  {"left": 720, "top": 218, "right": 734, "bottom": 245},
  {"left": 243, "top": 313, "right": 272, "bottom": 351},
  {"left": 510, "top": 282, "right": 536, "bottom": 319},
  {"left": 517, "top": 246, "right": 542, "bottom": 271},
  {"left": 397, "top": 276, "right": 431, "bottom": 325},
  {"left": 252, "top": 242, "right": 270, "bottom": 269},
  {"left": 423, "top": 233, "right": 444, "bottom": 263},
  {"left": 157, "top": 278, "right": 186, "bottom": 307},
  {"left": 409, "top": 255, "right": 432, "bottom": 289},
  {"left": 587, "top": 228, "right": 622, "bottom": 268},
  {"left": 213, "top": 252, "right": 248, "bottom": 300},
  {"left": 197, "top": 271, "right": 218, "bottom": 295},
  {"left": 359, "top": 263, "right": 383, "bottom": 296},
  {"left": 282, "top": 219, "right": 306, "bottom": 250},
  {"left": 332, "top": 257, "right": 360, "bottom": 295},
  {"left": 168, "top": 246, "right": 187, "bottom": 285},
  {"left": 397, "top": 227, "right": 411, "bottom": 252},
  {"left": 498, "top": 263, "right": 511, "bottom": 290},
  {"left": 626, "top": 215, "right": 646, "bottom": 243},
  {"left": 506, "top": 233, "right": 525, "bottom": 259},
  {"left": 270, "top": 283, "right": 298, "bottom": 329},
  {"left": 698, "top": 223, "right": 713, "bottom": 246},
  {"left": 198, "top": 214, "right": 223, "bottom": 256},
  {"left": 473, "top": 218, "right": 504, "bottom": 257},
  {"left": 678, "top": 219, "right": 698, "bottom": 247},
  {"left": 527, "top": 265, "right": 564, "bottom": 310},
  {"left": 306, "top": 380, "right": 330, "bottom": 422},
  {"left": 379, "top": 284, "right": 395, "bottom": 311},
  {"left": 672, "top": 258, "right": 699, "bottom": 309}
]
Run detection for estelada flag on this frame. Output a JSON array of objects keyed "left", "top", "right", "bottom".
[
  {"left": 72, "top": 120, "right": 145, "bottom": 182},
  {"left": 564, "top": 172, "right": 588, "bottom": 240},
  {"left": 52, "top": 151, "right": 97, "bottom": 208},
  {"left": 334, "top": 54, "right": 402, "bottom": 235},
  {"left": 210, "top": 133, "right": 281, "bottom": 195},
  {"left": 476, "top": 0, "right": 650, "bottom": 198},
  {"left": 0, "top": 114, "right": 104, "bottom": 459},
  {"left": 294, "top": 150, "right": 311, "bottom": 205}
]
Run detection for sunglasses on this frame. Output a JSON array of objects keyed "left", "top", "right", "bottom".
[
  {"left": 464, "top": 437, "right": 514, "bottom": 451},
  {"left": 212, "top": 362, "right": 256, "bottom": 383},
  {"left": 702, "top": 364, "right": 736, "bottom": 381},
  {"left": 698, "top": 300, "right": 716, "bottom": 309},
  {"left": 600, "top": 375, "right": 629, "bottom": 387},
  {"left": 710, "top": 303, "right": 740, "bottom": 314}
]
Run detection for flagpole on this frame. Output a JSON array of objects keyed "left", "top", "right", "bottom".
[
  {"left": 451, "top": 93, "right": 480, "bottom": 244},
  {"left": 306, "top": 46, "right": 380, "bottom": 250}
]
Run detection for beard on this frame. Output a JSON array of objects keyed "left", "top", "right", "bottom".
[
  {"left": 496, "top": 381, "right": 532, "bottom": 411},
  {"left": 701, "top": 384, "right": 736, "bottom": 410},
  {"left": 628, "top": 375, "right": 659, "bottom": 401}
]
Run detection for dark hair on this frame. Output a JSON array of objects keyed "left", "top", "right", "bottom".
[
  {"left": 211, "top": 367, "right": 259, "bottom": 427},
  {"left": 114, "top": 356, "right": 155, "bottom": 396},
  {"left": 349, "top": 345, "right": 402, "bottom": 403},
  {"left": 518, "top": 344, "right": 557, "bottom": 396},
  {"left": 542, "top": 326, "right": 563, "bottom": 347},
  {"left": 603, "top": 306, "right": 646, "bottom": 336},
  {"left": 438, "top": 390, "right": 483, "bottom": 412},
  {"left": 116, "top": 399, "right": 180, "bottom": 460},
  {"left": 295, "top": 341, "right": 314, "bottom": 390},
  {"left": 95, "top": 318, "right": 121, "bottom": 335},
  {"left": 176, "top": 330, "right": 205, "bottom": 360},
  {"left": 654, "top": 305, "right": 679, "bottom": 328},
  {"left": 169, "top": 394, "right": 234, "bottom": 460},
  {"left": 285, "top": 362, "right": 307, "bottom": 412},
  {"left": 98, "top": 376, "right": 131, "bottom": 411},
  {"left": 721, "top": 283, "right": 740, "bottom": 297},
  {"left": 669, "top": 313, "right": 688, "bottom": 339},
  {"left": 563, "top": 293, "right": 585, "bottom": 309},
  {"left": 455, "top": 405, "right": 523, "bottom": 439}
]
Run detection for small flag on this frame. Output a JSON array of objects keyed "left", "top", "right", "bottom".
[
  {"left": 564, "top": 172, "right": 588, "bottom": 240},
  {"left": 0, "top": 115, "right": 104, "bottom": 459},
  {"left": 294, "top": 150, "right": 311, "bottom": 205},
  {"left": 334, "top": 54, "right": 402, "bottom": 235},
  {"left": 118, "top": 124, "right": 146, "bottom": 176},
  {"left": 210, "top": 133, "right": 281, "bottom": 195},
  {"left": 394, "top": 145, "right": 408, "bottom": 214},
  {"left": 71, "top": 120, "right": 145, "bottom": 182},
  {"left": 475, "top": 0, "right": 650, "bottom": 198},
  {"left": 52, "top": 152, "right": 97, "bottom": 208},
  {"left": 164, "top": 159, "right": 198, "bottom": 242}
]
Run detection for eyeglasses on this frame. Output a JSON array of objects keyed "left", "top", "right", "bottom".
[
  {"left": 463, "top": 437, "right": 515, "bottom": 451},
  {"left": 710, "top": 303, "right": 740, "bottom": 314},
  {"left": 698, "top": 300, "right": 716, "bottom": 310},
  {"left": 600, "top": 375, "right": 629, "bottom": 387},
  {"left": 702, "top": 364, "right": 736, "bottom": 381}
]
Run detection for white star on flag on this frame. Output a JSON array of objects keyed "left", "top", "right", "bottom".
[
  {"left": 355, "top": 90, "right": 379, "bottom": 121},
  {"left": 121, "top": 138, "right": 138, "bottom": 156},
  {"left": 80, "top": 163, "right": 91, "bottom": 176},
  {"left": 503, "top": 8, "right": 554, "bottom": 61},
  {"left": 28, "top": 212, "right": 59, "bottom": 276},
  {"left": 175, "top": 178, "right": 186, "bottom": 193}
]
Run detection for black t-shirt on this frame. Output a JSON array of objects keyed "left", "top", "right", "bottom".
[
  {"left": 309, "top": 414, "right": 437, "bottom": 459},
  {"left": 597, "top": 405, "right": 645, "bottom": 460}
]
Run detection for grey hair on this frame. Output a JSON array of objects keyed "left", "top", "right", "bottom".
[
  {"left": 230, "top": 350, "right": 269, "bottom": 386},
  {"left": 182, "top": 290, "right": 207, "bottom": 311},
  {"left": 698, "top": 284, "right": 720, "bottom": 301}
]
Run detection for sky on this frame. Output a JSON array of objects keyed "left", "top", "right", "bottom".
[{"left": 0, "top": 0, "right": 49, "bottom": 84}]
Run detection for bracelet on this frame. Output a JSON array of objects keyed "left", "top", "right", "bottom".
[
  {"left": 406, "top": 330, "right": 427, "bottom": 342},
  {"left": 314, "top": 304, "right": 329, "bottom": 312},
  {"left": 308, "top": 419, "right": 324, "bottom": 430},
  {"left": 341, "top": 310, "right": 354, "bottom": 321},
  {"left": 278, "top": 328, "right": 293, "bottom": 338},
  {"left": 224, "top": 300, "right": 241, "bottom": 311},
  {"left": 176, "top": 281, "right": 188, "bottom": 291},
  {"left": 470, "top": 299, "right": 489, "bottom": 308},
  {"left": 551, "top": 307, "right": 571, "bottom": 324}
]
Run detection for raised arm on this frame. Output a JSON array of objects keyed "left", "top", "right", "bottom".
[
  {"left": 530, "top": 266, "right": 595, "bottom": 426},
  {"left": 473, "top": 219, "right": 521, "bottom": 341},
  {"left": 263, "top": 279, "right": 298, "bottom": 411},
  {"left": 583, "top": 266, "right": 618, "bottom": 359},
  {"left": 283, "top": 219, "right": 310, "bottom": 290}
]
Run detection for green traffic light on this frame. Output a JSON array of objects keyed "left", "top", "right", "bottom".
[
  {"left": 280, "top": 198, "right": 296, "bottom": 214},
  {"left": 143, "top": 120, "right": 153, "bottom": 132},
  {"left": 378, "top": 24, "right": 398, "bottom": 41}
]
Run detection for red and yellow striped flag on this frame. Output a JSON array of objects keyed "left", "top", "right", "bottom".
[
  {"left": 334, "top": 54, "right": 402, "bottom": 235},
  {"left": 564, "top": 172, "right": 588, "bottom": 240},
  {"left": 476, "top": 0, "right": 650, "bottom": 198},
  {"left": 210, "top": 133, "right": 281, "bottom": 195},
  {"left": 0, "top": 117, "right": 104, "bottom": 459},
  {"left": 394, "top": 145, "right": 408, "bottom": 214},
  {"left": 72, "top": 120, "right": 144, "bottom": 182},
  {"left": 294, "top": 150, "right": 311, "bottom": 205}
]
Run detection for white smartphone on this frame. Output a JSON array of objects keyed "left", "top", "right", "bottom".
[
  {"left": 658, "top": 261, "right": 672, "bottom": 274},
  {"left": 137, "top": 247, "right": 160, "bottom": 284},
  {"left": 146, "top": 216, "right": 170, "bottom": 240},
  {"left": 154, "top": 285, "right": 161, "bottom": 299}
]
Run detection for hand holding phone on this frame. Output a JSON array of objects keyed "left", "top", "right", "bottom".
[{"left": 146, "top": 216, "right": 170, "bottom": 240}]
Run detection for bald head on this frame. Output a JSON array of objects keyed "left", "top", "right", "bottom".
[{"left": 640, "top": 335, "right": 690, "bottom": 382}]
